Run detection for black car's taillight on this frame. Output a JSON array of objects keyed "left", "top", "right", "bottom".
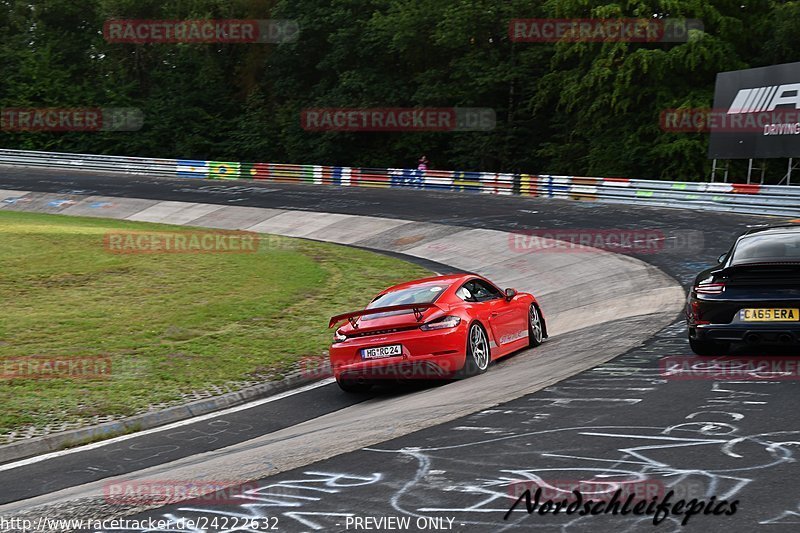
[{"left": 695, "top": 282, "right": 726, "bottom": 295}]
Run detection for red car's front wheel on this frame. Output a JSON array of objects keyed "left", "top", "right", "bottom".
[{"left": 528, "top": 304, "right": 544, "bottom": 347}]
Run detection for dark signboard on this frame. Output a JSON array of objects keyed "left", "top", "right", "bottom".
[{"left": 708, "top": 61, "right": 800, "bottom": 159}]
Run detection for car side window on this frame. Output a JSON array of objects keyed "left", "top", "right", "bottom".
[
  {"left": 457, "top": 280, "right": 502, "bottom": 302},
  {"left": 472, "top": 279, "right": 503, "bottom": 301}
]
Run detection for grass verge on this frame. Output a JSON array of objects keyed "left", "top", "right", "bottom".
[{"left": 0, "top": 211, "right": 430, "bottom": 437}]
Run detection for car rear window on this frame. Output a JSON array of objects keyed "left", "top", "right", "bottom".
[
  {"left": 732, "top": 233, "right": 800, "bottom": 264},
  {"left": 363, "top": 284, "right": 449, "bottom": 320}
]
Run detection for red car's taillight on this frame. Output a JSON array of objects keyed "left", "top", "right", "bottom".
[
  {"left": 333, "top": 330, "right": 347, "bottom": 343},
  {"left": 420, "top": 316, "right": 461, "bottom": 331},
  {"left": 695, "top": 282, "right": 725, "bottom": 295}
]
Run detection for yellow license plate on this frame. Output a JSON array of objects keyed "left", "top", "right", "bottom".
[{"left": 740, "top": 308, "right": 800, "bottom": 322}]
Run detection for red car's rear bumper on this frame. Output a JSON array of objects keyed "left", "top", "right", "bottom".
[{"left": 329, "top": 322, "right": 468, "bottom": 381}]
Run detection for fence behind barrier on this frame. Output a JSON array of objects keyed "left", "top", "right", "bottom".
[{"left": 0, "top": 149, "right": 797, "bottom": 216}]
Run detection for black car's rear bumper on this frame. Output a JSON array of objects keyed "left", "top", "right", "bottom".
[
  {"left": 691, "top": 323, "right": 800, "bottom": 345},
  {"left": 686, "top": 292, "right": 800, "bottom": 345}
]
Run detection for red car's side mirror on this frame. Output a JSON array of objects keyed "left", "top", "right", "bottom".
[{"left": 504, "top": 288, "right": 517, "bottom": 301}]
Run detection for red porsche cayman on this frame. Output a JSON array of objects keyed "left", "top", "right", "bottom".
[{"left": 328, "top": 274, "right": 547, "bottom": 392}]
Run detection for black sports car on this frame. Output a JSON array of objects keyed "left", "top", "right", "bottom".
[{"left": 686, "top": 224, "right": 800, "bottom": 355}]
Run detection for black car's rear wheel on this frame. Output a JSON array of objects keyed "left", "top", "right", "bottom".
[
  {"left": 460, "top": 323, "right": 490, "bottom": 377},
  {"left": 689, "top": 337, "right": 730, "bottom": 356}
]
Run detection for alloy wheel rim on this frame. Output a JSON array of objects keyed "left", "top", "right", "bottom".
[
  {"left": 470, "top": 325, "right": 489, "bottom": 370},
  {"left": 530, "top": 305, "right": 543, "bottom": 343}
]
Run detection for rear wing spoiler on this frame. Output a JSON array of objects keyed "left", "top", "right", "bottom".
[
  {"left": 715, "top": 261, "right": 800, "bottom": 275},
  {"left": 329, "top": 303, "right": 438, "bottom": 329},
  {"left": 726, "top": 261, "right": 800, "bottom": 268}
]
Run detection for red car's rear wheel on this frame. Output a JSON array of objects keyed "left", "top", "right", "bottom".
[{"left": 461, "top": 323, "right": 490, "bottom": 377}]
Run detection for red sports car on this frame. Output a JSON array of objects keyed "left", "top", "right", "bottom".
[{"left": 328, "top": 273, "right": 547, "bottom": 392}]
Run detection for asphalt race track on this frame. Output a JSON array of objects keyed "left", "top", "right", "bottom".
[{"left": 1, "top": 166, "right": 799, "bottom": 532}]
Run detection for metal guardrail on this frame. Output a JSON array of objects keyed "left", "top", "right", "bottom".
[{"left": 0, "top": 148, "right": 798, "bottom": 216}]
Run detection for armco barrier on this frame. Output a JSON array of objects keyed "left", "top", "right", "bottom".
[{"left": 0, "top": 148, "right": 798, "bottom": 216}]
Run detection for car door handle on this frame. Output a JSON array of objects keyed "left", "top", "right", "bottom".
[{"left": 491, "top": 312, "right": 499, "bottom": 317}]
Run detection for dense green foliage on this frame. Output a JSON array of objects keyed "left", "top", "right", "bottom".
[{"left": 0, "top": 0, "right": 798, "bottom": 180}]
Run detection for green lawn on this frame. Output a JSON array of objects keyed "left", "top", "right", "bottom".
[{"left": 0, "top": 211, "right": 429, "bottom": 436}]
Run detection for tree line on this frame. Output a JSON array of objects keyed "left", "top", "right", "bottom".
[{"left": 1, "top": 0, "right": 798, "bottom": 181}]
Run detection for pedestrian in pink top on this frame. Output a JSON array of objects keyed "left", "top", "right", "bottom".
[{"left": 417, "top": 155, "right": 429, "bottom": 171}]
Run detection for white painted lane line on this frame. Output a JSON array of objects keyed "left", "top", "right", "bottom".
[{"left": 0, "top": 378, "right": 335, "bottom": 473}]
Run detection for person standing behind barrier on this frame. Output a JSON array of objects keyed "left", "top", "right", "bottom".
[{"left": 418, "top": 155, "right": 429, "bottom": 171}]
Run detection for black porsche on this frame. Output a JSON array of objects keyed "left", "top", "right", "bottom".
[{"left": 686, "top": 224, "right": 800, "bottom": 356}]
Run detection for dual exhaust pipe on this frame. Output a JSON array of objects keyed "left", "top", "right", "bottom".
[{"left": 744, "top": 333, "right": 794, "bottom": 345}]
